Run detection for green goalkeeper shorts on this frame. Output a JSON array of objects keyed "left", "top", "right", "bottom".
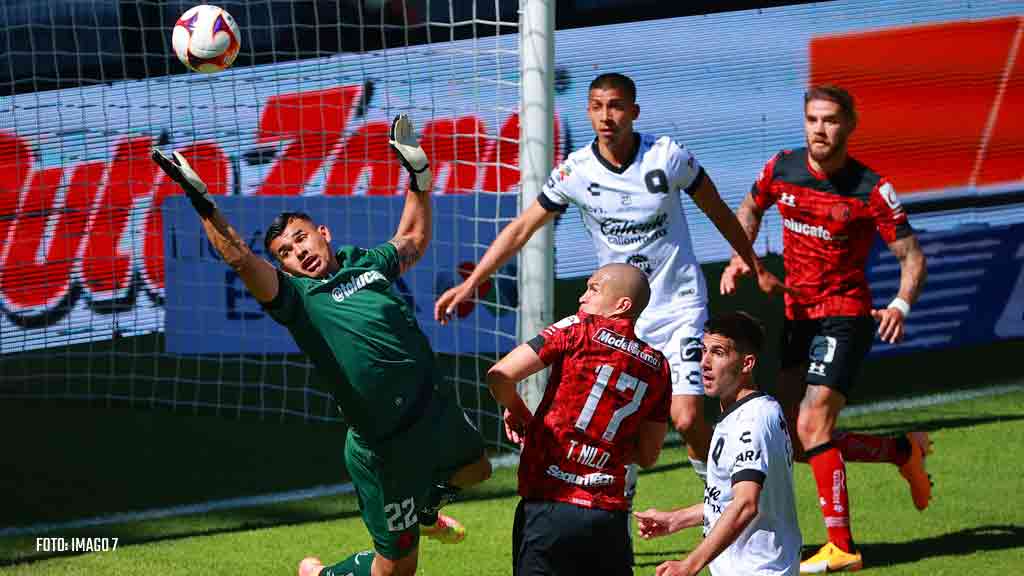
[{"left": 344, "top": 390, "right": 485, "bottom": 559}]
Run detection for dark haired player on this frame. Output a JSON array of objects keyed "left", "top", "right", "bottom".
[
  {"left": 152, "top": 115, "right": 491, "bottom": 576},
  {"left": 721, "top": 85, "right": 931, "bottom": 573},
  {"left": 635, "top": 312, "right": 800, "bottom": 576}
]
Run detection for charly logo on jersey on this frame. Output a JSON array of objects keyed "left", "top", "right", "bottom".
[
  {"left": 592, "top": 328, "right": 661, "bottom": 368},
  {"left": 331, "top": 270, "right": 387, "bottom": 303},
  {"left": 600, "top": 212, "right": 669, "bottom": 246}
]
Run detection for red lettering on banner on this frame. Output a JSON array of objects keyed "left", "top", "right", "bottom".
[
  {"left": 0, "top": 132, "right": 33, "bottom": 268},
  {"left": 81, "top": 137, "right": 159, "bottom": 301},
  {"left": 420, "top": 116, "right": 488, "bottom": 194},
  {"left": 256, "top": 85, "right": 362, "bottom": 196},
  {"left": 480, "top": 113, "right": 561, "bottom": 193},
  {"left": 0, "top": 167, "right": 67, "bottom": 312},
  {"left": 143, "top": 142, "right": 230, "bottom": 293},
  {"left": 324, "top": 120, "right": 400, "bottom": 196}
]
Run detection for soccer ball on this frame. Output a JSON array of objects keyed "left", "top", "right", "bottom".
[{"left": 172, "top": 5, "right": 241, "bottom": 73}]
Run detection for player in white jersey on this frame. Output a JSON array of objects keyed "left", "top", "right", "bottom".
[
  {"left": 435, "top": 73, "right": 785, "bottom": 480},
  {"left": 635, "top": 312, "right": 801, "bottom": 576}
]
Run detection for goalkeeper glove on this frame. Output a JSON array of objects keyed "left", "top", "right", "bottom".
[
  {"left": 389, "top": 114, "right": 432, "bottom": 193},
  {"left": 151, "top": 148, "right": 216, "bottom": 218}
]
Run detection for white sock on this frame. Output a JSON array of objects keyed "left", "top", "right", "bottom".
[{"left": 689, "top": 457, "right": 707, "bottom": 482}]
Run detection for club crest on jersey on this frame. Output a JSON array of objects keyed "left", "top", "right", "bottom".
[
  {"left": 331, "top": 270, "right": 387, "bottom": 303},
  {"left": 558, "top": 162, "right": 573, "bottom": 182},
  {"left": 592, "top": 328, "right": 660, "bottom": 368},
  {"left": 779, "top": 192, "right": 797, "bottom": 207},
  {"left": 543, "top": 314, "right": 580, "bottom": 337}
]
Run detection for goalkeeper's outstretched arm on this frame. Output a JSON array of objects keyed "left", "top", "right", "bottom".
[
  {"left": 151, "top": 149, "right": 280, "bottom": 303},
  {"left": 386, "top": 114, "right": 434, "bottom": 276}
]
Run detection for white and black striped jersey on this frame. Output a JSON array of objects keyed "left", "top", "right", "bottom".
[{"left": 705, "top": 392, "right": 801, "bottom": 576}]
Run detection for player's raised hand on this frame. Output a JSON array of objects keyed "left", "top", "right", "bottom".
[
  {"left": 870, "top": 306, "right": 905, "bottom": 344},
  {"left": 152, "top": 148, "right": 216, "bottom": 218},
  {"left": 719, "top": 254, "right": 752, "bottom": 295},
  {"left": 503, "top": 408, "right": 526, "bottom": 446},
  {"left": 435, "top": 281, "right": 475, "bottom": 324},
  {"left": 389, "top": 113, "right": 432, "bottom": 193},
  {"left": 655, "top": 560, "right": 699, "bottom": 576},
  {"left": 634, "top": 508, "right": 675, "bottom": 539},
  {"left": 755, "top": 267, "right": 791, "bottom": 297}
]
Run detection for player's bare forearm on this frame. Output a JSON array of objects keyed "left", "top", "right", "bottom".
[
  {"left": 693, "top": 179, "right": 760, "bottom": 272},
  {"left": 888, "top": 234, "right": 927, "bottom": 305},
  {"left": 389, "top": 186, "right": 432, "bottom": 275},
  {"left": 736, "top": 194, "right": 764, "bottom": 245},
  {"left": 486, "top": 343, "right": 545, "bottom": 425},
  {"left": 467, "top": 201, "right": 557, "bottom": 288},
  {"left": 679, "top": 482, "right": 760, "bottom": 572},
  {"left": 200, "top": 210, "right": 279, "bottom": 302}
]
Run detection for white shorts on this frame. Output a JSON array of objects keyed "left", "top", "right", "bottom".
[{"left": 636, "top": 306, "right": 707, "bottom": 396}]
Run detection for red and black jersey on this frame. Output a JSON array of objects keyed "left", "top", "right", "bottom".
[
  {"left": 751, "top": 148, "right": 913, "bottom": 320},
  {"left": 518, "top": 311, "right": 672, "bottom": 511}
]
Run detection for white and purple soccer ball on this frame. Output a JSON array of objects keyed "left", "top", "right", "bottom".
[{"left": 172, "top": 5, "right": 241, "bottom": 73}]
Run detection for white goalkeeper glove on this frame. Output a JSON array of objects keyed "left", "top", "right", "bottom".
[
  {"left": 389, "top": 114, "right": 432, "bottom": 193},
  {"left": 151, "top": 148, "right": 216, "bottom": 218}
]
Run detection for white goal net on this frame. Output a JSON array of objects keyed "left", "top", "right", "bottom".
[{"left": 0, "top": 0, "right": 553, "bottom": 448}]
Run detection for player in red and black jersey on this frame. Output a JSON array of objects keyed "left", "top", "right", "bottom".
[
  {"left": 721, "top": 86, "right": 931, "bottom": 573},
  {"left": 487, "top": 263, "right": 672, "bottom": 576}
]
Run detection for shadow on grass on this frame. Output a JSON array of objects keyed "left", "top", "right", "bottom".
[
  {"left": 0, "top": 486, "right": 527, "bottom": 567},
  {"left": 842, "top": 413, "right": 1024, "bottom": 436},
  {"left": 804, "top": 524, "right": 1024, "bottom": 568},
  {"left": 634, "top": 549, "right": 691, "bottom": 567}
]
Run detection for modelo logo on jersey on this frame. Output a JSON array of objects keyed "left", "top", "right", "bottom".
[
  {"left": 782, "top": 217, "right": 833, "bottom": 241},
  {"left": 599, "top": 212, "right": 669, "bottom": 246},
  {"left": 592, "top": 328, "right": 661, "bottom": 368},
  {"left": 330, "top": 270, "right": 387, "bottom": 303}
]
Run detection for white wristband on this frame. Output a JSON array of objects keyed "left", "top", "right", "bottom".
[{"left": 887, "top": 297, "right": 911, "bottom": 318}]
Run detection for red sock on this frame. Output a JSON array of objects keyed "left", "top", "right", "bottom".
[
  {"left": 833, "top": 431, "right": 910, "bottom": 465},
  {"left": 807, "top": 442, "right": 854, "bottom": 552}
]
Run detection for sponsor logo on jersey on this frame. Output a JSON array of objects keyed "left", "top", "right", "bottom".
[
  {"left": 782, "top": 217, "right": 832, "bottom": 241},
  {"left": 331, "top": 270, "right": 387, "bottom": 303},
  {"left": 779, "top": 192, "right": 797, "bottom": 206},
  {"left": 545, "top": 464, "right": 615, "bottom": 487},
  {"left": 808, "top": 362, "right": 827, "bottom": 376},
  {"left": 593, "top": 327, "right": 661, "bottom": 368},
  {"left": 734, "top": 449, "right": 762, "bottom": 464},
  {"left": 600, "top": 212, "right": 669, "bottom": 246},
  {"left": 626, "top": 254, "right": 651, "bottom": 274},
  {"left": 558, "top": 162, "right": 573, "bottom": 182}
]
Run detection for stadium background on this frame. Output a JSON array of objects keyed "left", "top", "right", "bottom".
[{"left": 1, "top": 0, "right": 1022, "bottom": 569}]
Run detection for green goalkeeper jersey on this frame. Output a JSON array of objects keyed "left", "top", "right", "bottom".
[{"left": 263, "top": 242, "right": 438, "bottom": 441}]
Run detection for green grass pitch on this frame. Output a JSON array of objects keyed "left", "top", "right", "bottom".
[{"left": 2, "top": 389, "right": 1022, "bottom": 574}]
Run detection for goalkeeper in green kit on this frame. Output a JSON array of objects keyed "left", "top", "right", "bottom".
[{"left": 152, "top": 114, "right": 492, "bottom": 576}]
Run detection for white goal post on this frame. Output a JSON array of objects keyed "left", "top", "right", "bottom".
[{"left": 517, "top": 0, "right": 556, "bottom": 412}]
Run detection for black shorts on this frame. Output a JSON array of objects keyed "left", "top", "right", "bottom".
[
  {"left": 780, "top": 315, "right": 875, "bottom": 397},
  {"left": 512, "top": 499, "right": 632, "bottom": 576}
]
